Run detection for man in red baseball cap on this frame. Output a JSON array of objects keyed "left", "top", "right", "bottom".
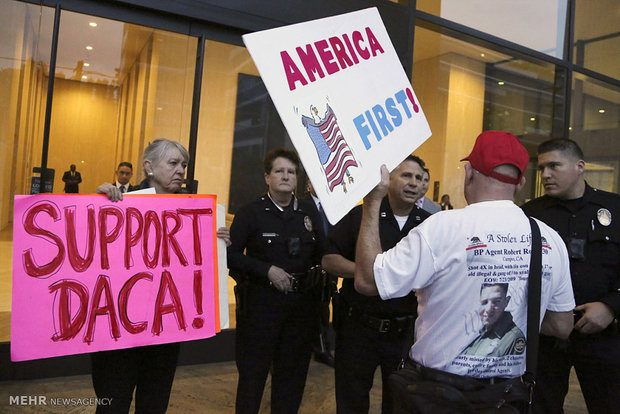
[
  {"left": 353, "top": 130, "right": 575, "bottom": 413},
  {"left": 460, "top": 130, "right": 530, "bottom": 203}
]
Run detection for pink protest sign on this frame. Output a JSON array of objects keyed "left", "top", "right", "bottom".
[{"left": 11, "top": 193, "right": 219, "bottom": 362}]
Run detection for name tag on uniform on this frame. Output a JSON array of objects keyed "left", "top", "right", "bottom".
[{"left": 262, "top": 233, "right": 278, "bottom": 237}]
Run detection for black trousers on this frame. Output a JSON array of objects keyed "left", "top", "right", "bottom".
[
  {"left": 91, "top": 342, "right": 180, "bottom": 414},
  {"left": 335, "top": 312, "right": 413, "bottom": 414},
  {"left": 313, "top": 275, "right": 337, "bottom": 355},
  {"left": 235, "top": 284, "right": 318, "bottom": 414},
  {"left": 532, "top": 333, "right": 620, "bottom": 414}
]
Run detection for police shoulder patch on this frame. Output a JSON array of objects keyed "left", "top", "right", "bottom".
[{"left": 514, "top": 337, "right": 526, "bottom": 354}]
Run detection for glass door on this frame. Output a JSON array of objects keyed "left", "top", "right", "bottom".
[{"left": 0, "top": 0, "right": 199, "bottom": 343}]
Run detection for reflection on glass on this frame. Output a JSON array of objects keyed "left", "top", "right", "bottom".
[
  {"left": 0, "top": 3, "right": 198, "bottom": 340},
  {"left": 49, "top": 10, "right": 196, "bottom": 194},
  {"left": 412, "top": 26, "right": 556, "bottom": 207},
  {"left": 416, "top": 0, "right": 567, "bottom": 58},
  {"left": 570, "top": 74, "right": 619, "bottom": 192},
  {"left": 229, "top": 74, "right": 292, "bottom": 215},
  {"left": 196, "top": 41, "right": 296, "bottom": 328},
  {"left": 0, "top": 0, "right": 54, "bottom": 342},
  {"left": 573, "top": 0, "right": 620, "bottom": 79}
]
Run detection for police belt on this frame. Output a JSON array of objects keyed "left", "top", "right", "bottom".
[
  {"left": 257, "top": 265, "right": 322, "bottom": 293},
  {"left": 345, "top": 306, "right": 414, "bottom": 334},
  {"left": 288, "top": 265, "right": 323, "bottom": 293}
]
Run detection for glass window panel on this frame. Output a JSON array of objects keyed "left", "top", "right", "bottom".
[
  {"left": 412, "top": 26, "right": 557, "bottom": 207},
  {"left": 569, "top": 73, "right": 620, "bottom": 193},
  {"left": 49, "top": 10, "right": 196, "bottom": 194},
  {"left": 417, "top": 0, "right": 568, "bottom": 58},
  {"left": 573, "top": 0, "right": 620, "bottom": 79},
  {"left": 0, "top": 0, "right": 54, "bottom": 343},
  {"left": 196, "top": 40, "right": 299, "bottom": 328}
]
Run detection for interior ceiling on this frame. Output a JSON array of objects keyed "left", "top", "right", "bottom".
[{"left": 41, "top": 9, "right": 153, "bottom": 86}]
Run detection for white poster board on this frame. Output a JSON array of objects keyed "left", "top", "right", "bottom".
[{"left": 243, "top": 7, "right": 431, "bottom": 224}]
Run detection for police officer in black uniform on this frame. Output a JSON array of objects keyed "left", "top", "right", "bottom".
[
  {"left": 228, "top": 148, "right": 323, "bottom": 414},
  {"left": 522, "top": 138, "right": 620, "bottom": 414},
  {"left": 322, "top": 155, "right": 431, "bottom": 414}
]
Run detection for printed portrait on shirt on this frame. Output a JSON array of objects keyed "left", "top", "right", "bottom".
[{"left": 460, "top": 283, "right": 526, "bottom": 357}]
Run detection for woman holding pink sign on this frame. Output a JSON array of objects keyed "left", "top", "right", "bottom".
[{"left": 92, "top": 138, "right": 189, "bottom": 414}]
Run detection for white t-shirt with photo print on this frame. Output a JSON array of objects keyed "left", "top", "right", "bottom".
[{"left": 374, "top": 200, "right": 575, "bottom": 378}]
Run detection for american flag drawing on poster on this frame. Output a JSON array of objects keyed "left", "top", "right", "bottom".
[{"left": 302, "top": 104, "right": 359, "bottom": 193}]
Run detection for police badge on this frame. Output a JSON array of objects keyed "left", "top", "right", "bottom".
[
  {"left": 304, "top": 215, "right": 313, "bottom": 232},
  {"left": 597, "top": 208, "right": 612, "bottom": 226}
]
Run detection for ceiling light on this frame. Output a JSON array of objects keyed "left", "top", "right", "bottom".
[
  {"left": 497, "top": 81, "right": 505, "bottom": 85},
  {"left": 83, "top": 62, "right": 90, "bottom": 67},
  {"left": 480, "top": 53, "right": 485, "bottom": 57},
  {"left": 598, "top": 109, "right": 606, "bottom": 114},
  {"left": 81, "top": 75, "right": 87, "bottom": 80},
  {"left": 569, "top": 126, "right": 573, "bottom": 131},
  {"left": 85, "top": 45, "right": 93, "bottom": 51},
  {"left": 89, "top": 22, "right": 97, "bottom": 27},
  {"left": 530, "top": 117, "right": 535, "bottom": 121}
]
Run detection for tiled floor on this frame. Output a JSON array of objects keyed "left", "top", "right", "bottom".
[{"left": 0, "top": 359, "right": 588, "bottom": 413}]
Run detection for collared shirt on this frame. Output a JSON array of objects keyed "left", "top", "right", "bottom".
[
  {"left": 522, "top": 183, "right": 620, "bottom": 317},
  {"left": 461, "top": 312, "right": 526, "bottom": 357},
  {"left": 116, "top": 181, "right": 129, "bottom": 193},
  {"left": 327, "top": 197, "right": 430, "bottom": 316},
  {"left": 227, "top": 194, "right": 323, "bottom": 282}
]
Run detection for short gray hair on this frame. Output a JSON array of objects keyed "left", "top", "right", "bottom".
[{"left": 143, "top": 139, "right": 189, "bottom": 167}]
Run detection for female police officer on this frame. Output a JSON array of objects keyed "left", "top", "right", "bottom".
[{"left": 228, "top": 148, "right": 323, "bottom": 414}]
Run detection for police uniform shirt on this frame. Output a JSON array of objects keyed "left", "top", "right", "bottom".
[
  {"left": 327, "top": 197, "right": 430, "bottom": 316},
  {"left": 461, "top": 312, "right": 526, "bottom": 357},
  {"left": 522, "top": 183, "right": 620, "bottom": 319},
  {"left": 227, "top": 194, "right": 323, "bottom": 282}
]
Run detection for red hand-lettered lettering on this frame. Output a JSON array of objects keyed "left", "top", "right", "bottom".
[
  {"left": 162, "top": 210, "right": 188, "bottom": 267},
  {"left": 99, "top": 206, "right": 124, "bottom": 270},
  {"left": 64, "top": 205, "right": 96, "bottom": 272},
  {"left": 143, "top": 211, "right": 162, "bottom": 268},
  {"left": 84, "top": 275, "right": 121, "bottom": 343},
  {"left": 49, "top": 279, "right": 88, "bottom": 341},
  {"left": 178, "top": 208, "right": 212, "bottom": 265},
  {"left": 118, "top": 272, "right": 152, "bottom": 334},
  {"left": 125, "top": 207, "right": 144, "bottom": 269},
  {"left": 152, "top": 270, "right": 186, "bottom": 335},
  {"left": 22, "top": 202, "right": 65, "bottom": 278}
]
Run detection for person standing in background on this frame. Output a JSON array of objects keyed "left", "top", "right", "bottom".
[
  {"left": 440, "top": 194, "right": 453, "bottom": 210},
  {"left": 62, "top": 164, "right": 82, "bottom": 193},
  {"left": 114, "top": 161, "right": 135, "bottom": 193},
  {"left": 416, "top": 168, "right": 441, "bottom": 214}
]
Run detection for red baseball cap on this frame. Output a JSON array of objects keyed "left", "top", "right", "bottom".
[{"left": 460, "top": 131, "right": 529, "bottom": 185}]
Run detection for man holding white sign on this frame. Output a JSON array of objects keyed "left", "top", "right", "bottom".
[{"left": 323, "top": 155, "right": 430, "bottom": 413}]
